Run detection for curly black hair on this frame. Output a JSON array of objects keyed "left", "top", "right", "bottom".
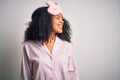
[{"left": 24, "top": 7, "right": 71, "bottom": 43}]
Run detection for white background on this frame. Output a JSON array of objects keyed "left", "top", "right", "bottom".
[{"left": 0, "top": 0, "right": 120, "bottom": 80}]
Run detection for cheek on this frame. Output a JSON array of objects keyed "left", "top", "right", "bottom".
[
  {"left": 52, "top": 25, "right": 58, "bottom": 31},
  {"left": 52, "top": 21, "right": 58, "bottom": 29},
  {"left": 52, "top": 20, "right": 57, "bottom": 25},
  {"left": 51, "top": 20, "right": 63, "bottom": 33}
]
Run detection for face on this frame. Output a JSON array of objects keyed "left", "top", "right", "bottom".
[{"left": 51, "top": 13, "right": 64, "bottom": 34}]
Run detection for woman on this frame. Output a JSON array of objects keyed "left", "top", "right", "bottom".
[{"left": 21, "top": 1, "right": 80, "bottom": 80}]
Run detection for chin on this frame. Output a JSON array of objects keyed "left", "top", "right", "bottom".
[{"left": 57, "top": 30, "right": 63, "bottom": 34}]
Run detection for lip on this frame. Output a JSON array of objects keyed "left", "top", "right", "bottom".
[
  {"left": 57, "top": 24, "right": 63, "bottom": 28},
  {"left": 59, "top": 26, "right": 63, "bottom": 30}
]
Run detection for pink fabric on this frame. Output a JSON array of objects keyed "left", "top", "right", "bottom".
[
  {"left": 21, "top": 36, "right": 80, "bottom": 80},
  {"left": 46, "top": 1, "right": 63, "bottom": 15}
]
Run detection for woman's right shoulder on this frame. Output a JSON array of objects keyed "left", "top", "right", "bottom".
[
  {"left": 22, "top": 41, "right": 42, "bottom": 48},
  {"left": 22, "top": 41, "right": 33, "bottom": 46}
]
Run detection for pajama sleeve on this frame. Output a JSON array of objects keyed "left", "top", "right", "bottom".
[
  {"left": 21, "top": 45, "right": 33, "bottom": 80},
  {"left": 68, "top": 44, "right": 80, "bottom": 80}
]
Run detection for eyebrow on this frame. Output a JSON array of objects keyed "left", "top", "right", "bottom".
[
  {"left": 56, "top": 14, "right": 63, "bottom": 18},
  {"left": 52, "top": 14, "right": 63, "bottom": 19}
]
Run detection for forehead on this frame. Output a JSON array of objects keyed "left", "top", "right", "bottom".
[{"left": 52, "top": 13, "right": 63, "bottom": 18}]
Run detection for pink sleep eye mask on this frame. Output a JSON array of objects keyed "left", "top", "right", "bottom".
[{"left": 46, "top": 1, "right": 63, "bottom": 15}]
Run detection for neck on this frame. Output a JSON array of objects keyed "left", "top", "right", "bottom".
[
  {"left": 44, "top": 32, "right": 56, "bottom": 44},
  {"left": 49, "top": 32, "right": 56, "bottom": 41}
]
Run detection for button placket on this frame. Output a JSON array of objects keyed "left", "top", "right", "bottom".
[{"left": 51, "top": 55, "right": 56, "bottom": 80}]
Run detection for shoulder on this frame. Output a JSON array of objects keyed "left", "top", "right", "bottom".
[
  {"left": 22, "top": 41, "right": 42, "bottom": 49},
  {"left": 58, "top": 38, "right": 74, "bottom": 56},
  {"left": 57, "top": 37, "right": 73, "bottom": 49},
  {"left": 23, "top": 41, "right": 34, "bottom": 47},
  {"left": 22, "top": 41, "right": 42, "bottom": 57}
]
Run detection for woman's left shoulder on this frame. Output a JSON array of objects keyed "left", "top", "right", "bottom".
[
  {"left": 64, "top": 41, "right": 72, "bottom": 46},
  {"left": 61, "top": 40, "right": 73, "bottom": 49},
  {"left": 57, "top": 36, "right": 73, "bottom": 48}
]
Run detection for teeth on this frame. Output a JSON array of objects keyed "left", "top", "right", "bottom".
[
  {"left": 58, "top": 26, "right": 62, "bottom": 28},
  {"left": 57, "top": 24, "right": 63, "bottom": 29}
]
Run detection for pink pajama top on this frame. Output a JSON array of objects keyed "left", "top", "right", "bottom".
[{"left": 21, "top": 36, "right": 80, "bottom": 80}]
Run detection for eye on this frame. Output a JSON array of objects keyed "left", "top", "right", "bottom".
[{"left": 55, "top": 16, "right": 60, "bottom": 19}]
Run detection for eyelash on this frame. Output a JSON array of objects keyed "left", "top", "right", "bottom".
[{"left": 56, "top": 16, "right": 60, "bottom": 19}]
